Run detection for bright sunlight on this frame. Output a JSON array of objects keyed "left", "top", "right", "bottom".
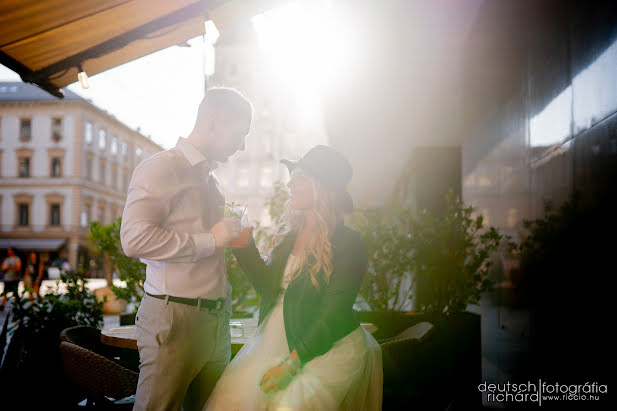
[{"left": 250, "top": 0, "right": 357, "bottom": 121}]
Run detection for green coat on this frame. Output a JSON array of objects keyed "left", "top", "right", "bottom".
[{"left": 233, "top": 222, "right": 367, "bottom": 365}]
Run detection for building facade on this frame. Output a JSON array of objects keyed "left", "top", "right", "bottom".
[{"left": 0, "top": 82, "right": 162, "bottom": 273}]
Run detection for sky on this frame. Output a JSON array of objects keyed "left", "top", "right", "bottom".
[{"left": 0, "top": 35, "right": 211, "bottom": 149}]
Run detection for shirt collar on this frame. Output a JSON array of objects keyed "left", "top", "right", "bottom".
[{"left": 176, "top": 137, "right": 210, "bottom": 167}]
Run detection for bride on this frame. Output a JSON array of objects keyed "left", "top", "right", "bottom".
[{"left": 204, "top": 145, "right": 382, "bottom": 410}]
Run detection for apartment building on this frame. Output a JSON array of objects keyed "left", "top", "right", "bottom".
[{"left": 0, "top": 82, "right": 162, "bottom": 272}]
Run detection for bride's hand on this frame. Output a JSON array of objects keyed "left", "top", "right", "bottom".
[
  {"left": 260, "top": 363, "right": 293, "bottom": 393},
  {"left": 228, "top": 226, "right": 253, "bottom": 248}
]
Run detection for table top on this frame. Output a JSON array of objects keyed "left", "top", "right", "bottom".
[
  {"left": 100, "top": 325, "right": 138, "bottom": 350},
  {"left": 101, "top": 319, "right": 377, "bottom": 353},
  {"left": 100, "top": 318, "right": 259, "bottom": 352}
]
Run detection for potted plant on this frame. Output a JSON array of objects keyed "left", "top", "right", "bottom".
[
  {"left": 348, "top": 202, "right": 424, "bottom": 341},
  {"left": 0, "top": 271, "right": 104, "bottom": 408},
  {"left": 408, "top": 192, "right": 509, "bottom": 407},
  {"left": 410, "top": 191, "right": 506, "bottom": 314},
  {"left": 352, "top": 191, "right": 508, "bottom": 409}
]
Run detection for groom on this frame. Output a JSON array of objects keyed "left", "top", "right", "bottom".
[{"left": 121, "top": 88, "right": 252, "bottom": 411}]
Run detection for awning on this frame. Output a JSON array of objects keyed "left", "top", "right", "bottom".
[
  {"left": 0, "top": 238, "right": 67, "bottom": 251},
  {"left": 0, "top": 0, "right": 286, "bottom": 98}
]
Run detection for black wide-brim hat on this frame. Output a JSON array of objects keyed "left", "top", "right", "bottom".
[{"left": 281, "top": 145, "right": 354, "bottom": 213}]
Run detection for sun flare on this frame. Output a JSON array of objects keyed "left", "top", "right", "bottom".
[{"left": 251, "top": 0, "right": 356, "bottom": 119}]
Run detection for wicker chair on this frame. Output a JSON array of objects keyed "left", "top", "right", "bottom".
[
  {"left": 60, "top": 326, "right": 139, "bottom": 409},
  {"left": 60, "top": 325, "right": 117, "bottom": 355}
]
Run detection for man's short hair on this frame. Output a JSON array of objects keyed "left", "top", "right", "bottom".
[{"left": 197, "top": 87, "right": 253, "bottom": 126}]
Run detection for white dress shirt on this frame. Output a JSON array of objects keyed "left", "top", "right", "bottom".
[{"left": 121, "top": 137, "right": 230, "bottom": 304}]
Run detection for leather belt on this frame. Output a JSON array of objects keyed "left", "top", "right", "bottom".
[{"left": 146, "top": 292, "right": 225, "bottom": 311}]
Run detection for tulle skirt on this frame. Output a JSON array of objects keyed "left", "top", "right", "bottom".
[{"left": 204, "top": 295, "right": 383, "bottom": 411}]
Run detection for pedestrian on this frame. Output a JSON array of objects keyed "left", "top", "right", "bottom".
[
  {"left": 23, "top": 251, "right": 44, "bottom": 298},
  {"left": 1, "top": 247, "right": 22, "bottom": 311}
]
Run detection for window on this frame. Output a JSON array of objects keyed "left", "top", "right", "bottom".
[
  {"left": 48, "top": 148, "right": 64, "bottom": 178},
  {"left": 135, "top": 147, "right": 143, "bottom": 163},
  {"left": 98, "top": 201, "right": 106, "bottom": 223},
  {"left": 111, "top": 164, "right": 118, "bottom": 189},
  {"left": 85, "top": 122, "right": 93, "bottom": 144},
  {"left": 110, "top": 204, "right": 118, "bottom": 220},
  {"left": 80, "top": 211, "right": 88, "bottom": 228},
  {"left": 507, "top": 208, "right": 519, "bottom": 228},
  {"left": 45, "top": 194, "right": 64, "bottom": 227},
  {"left": 214, "top": 167, "right": 228, "bottom": 187},
  {"left": 51, "top": 157, "right": 62, "bottom": 177},
  {"left": 86, "top": 154, "right": 93, "bottom": 181},
  {"left": 17, "top": 148, "right": 33, "bottom": 178},
  {"left": 18, "top": 204, "right": 29, "bottom": 226},
  {"left": 111, "top": 136, "right": 118, "bottom": 155},
  {"left": 123, "top": 169, "right": 129, "bottom": 192},
  {"left": 99, "top": 159, "right": 106, "bottom": 185},
  {"left": 52, "top": 117, "right": 63, "bottom": 141},
  {"left": 50, "top": 204, "right": 61, "bottom": 226},
  {"left": 99, "top": 129, "right": 106, "bottom": 150},
  {"left": 13, "top": 194, "right": 33, "bottom": 228},
  {"left": 18, "top": 157, "right": 30, "bottom": 177},
  {"left": 260, "top": 166, "right": 273, "bottom": 188},
  {"left": 20, "top": 118, "right": 31, "bottom": 141},
  {"left": 83, "top": 198, "right": 93, "bottom": 227},
  {"left": 237, "top": 168, "right": 249, "bottom": 188},
  {"left": 121, "top": 141, "right": 128, "bottom": 157}
]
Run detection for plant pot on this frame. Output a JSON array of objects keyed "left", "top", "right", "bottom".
[
  {"left": 94, "top": 286, "right": 128, "bottom": 315},
  {"left": 358, "top": 310, "right": 481, "bottom": 410}
]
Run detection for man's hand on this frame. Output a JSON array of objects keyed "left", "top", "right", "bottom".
[
  {"left": 210, "top": 218, "right": 241, "bottom": 248},
  {"left": 260, "top": 363, "right": 294, "bottom": 394}
]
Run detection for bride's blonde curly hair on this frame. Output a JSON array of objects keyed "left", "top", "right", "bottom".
[{"left": 277, "top": 175, "right": 339, "bottom": 289}]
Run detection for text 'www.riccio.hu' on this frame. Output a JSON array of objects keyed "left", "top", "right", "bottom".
[{"left": 478, "top": 380, "right": 608, "bottom": 406}]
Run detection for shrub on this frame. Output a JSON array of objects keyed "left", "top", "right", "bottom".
[
  {"left": 0, "top": 271, "right": 103, "bottom": 406},
  {"left": 90, "top": 218, "right": 146, "bottom": 311}
]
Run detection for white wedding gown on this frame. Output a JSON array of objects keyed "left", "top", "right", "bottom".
[{"left": 204, "top": 255, "right": 383, "bottom": 411}]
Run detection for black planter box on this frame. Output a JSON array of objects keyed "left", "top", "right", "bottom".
[{"left": 357, "top": 311, "right": 481, "bottom": 410}]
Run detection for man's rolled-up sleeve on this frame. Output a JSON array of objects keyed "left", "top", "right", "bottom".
[{"left": 120, "top": 160, "right": 216, "bottom": 262}]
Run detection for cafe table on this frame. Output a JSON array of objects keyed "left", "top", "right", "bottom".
[
  {"left": 101, "top": 319, "right": 378, "bottom": 355},
  {"left": 101, "top": 317, "right": 259, "bottom": 355}
]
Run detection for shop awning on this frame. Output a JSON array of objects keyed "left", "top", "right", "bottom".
[
  {"left": 0, "top": 238, "right": 67, "bottom": 251},
  {"left": 0, "top": 0, "right": 285, "bottom": 98}
]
